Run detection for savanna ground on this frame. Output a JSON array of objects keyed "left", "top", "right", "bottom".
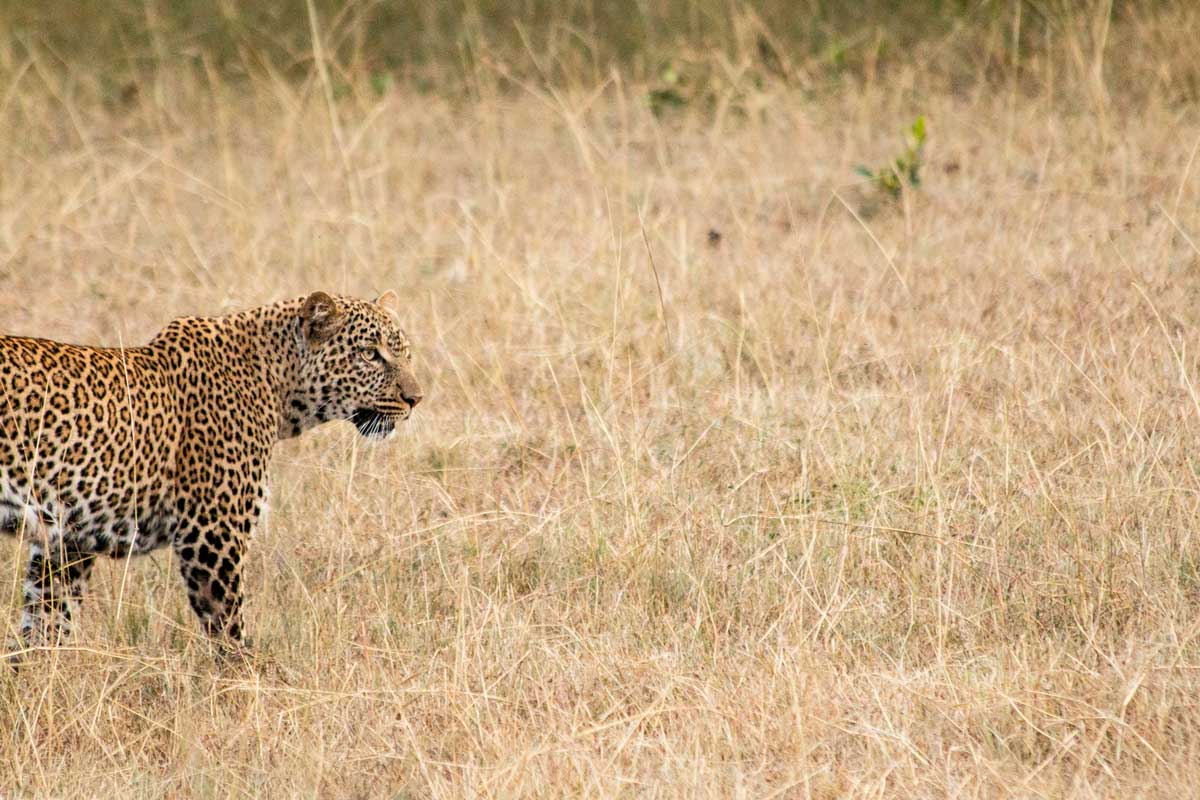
[{"left": 3, "top": 1, "right": 1200, "bottom": 796}]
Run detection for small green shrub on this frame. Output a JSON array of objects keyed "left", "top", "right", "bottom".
[
  {"left": 855, "top": 116, "right": 927, "bottom": 200},
  {"left": 646, "top": 65, "right": 689, "bottom": 117}
]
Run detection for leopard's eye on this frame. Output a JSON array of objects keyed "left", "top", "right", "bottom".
[{"left": 360, "top": 347, "right": 385, "bottom": 364}]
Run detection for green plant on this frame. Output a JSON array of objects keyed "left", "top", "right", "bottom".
[
  {"left": 855, "top": 116, "right": 927, "bottom": 200},
  {"left": 646, "top": 64, "right": 689, "bottom": 117}
]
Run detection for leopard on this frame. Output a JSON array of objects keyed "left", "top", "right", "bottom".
[{"left": 0, "top": 291, "right": 423, "bottom": 658}]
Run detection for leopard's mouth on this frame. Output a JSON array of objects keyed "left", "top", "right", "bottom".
[{"left": 350, "top": 408, "right": 397, "bottom": 440}]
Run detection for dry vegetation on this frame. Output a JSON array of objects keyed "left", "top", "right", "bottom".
[{"left": 4, "top": 3, "right": 1200, "bottom": 797}]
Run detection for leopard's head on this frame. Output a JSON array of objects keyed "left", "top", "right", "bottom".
[{"left": 288, "top": 291, "right": 423, "bottom": 440}]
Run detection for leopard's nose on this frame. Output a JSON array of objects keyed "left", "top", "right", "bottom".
[{"left": 402, "top": 390, "right": 423, "bottom": 409}]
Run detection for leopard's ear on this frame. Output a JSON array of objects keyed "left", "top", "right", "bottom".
[
  {"left": 375, "top": 290, "right": 399, "bottom": 315},
  {"left": 299, "top": 291, "right": 346, "bottom": 345}
]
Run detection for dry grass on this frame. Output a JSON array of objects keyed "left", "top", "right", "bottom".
[{"left": 3, "top": 12, "right": 1200, "bottom": 797}]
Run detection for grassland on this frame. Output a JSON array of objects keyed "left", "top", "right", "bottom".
[{"left": 2, "top": 2, "right": 1200, "bottom": 797}]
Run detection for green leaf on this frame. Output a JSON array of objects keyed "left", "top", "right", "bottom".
[
  {"left": 911, "top": 115, "right": 926, "bottom": 144},
  {"left": 370, "top": 71, "right": 392, "bottom": 98}
]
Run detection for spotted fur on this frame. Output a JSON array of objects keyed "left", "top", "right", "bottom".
[{"left": 0, "top": 292, "right": 422, "bottom": 653}]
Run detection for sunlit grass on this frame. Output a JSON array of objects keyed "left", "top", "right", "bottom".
[{"left": 2, "top": 3, "right": 1200, "bottom": 796}]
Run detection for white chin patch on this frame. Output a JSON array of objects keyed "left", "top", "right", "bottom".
[
  {"left": 361, "top": 422, "right": 398, "bottom": 442},
  {"left": 351, "top": 408, "right": 397, "bottom": 439}
]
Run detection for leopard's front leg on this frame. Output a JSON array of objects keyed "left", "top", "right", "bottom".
[
  {"left": 170, "top": 428, "right": 268, "bottom": 655},
  {"left": 174, "top": 521, "right": 248, "bottom": 648}
]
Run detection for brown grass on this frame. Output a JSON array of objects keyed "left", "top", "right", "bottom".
[{"left": 3, "top": 8, "right": 1200, "bottom": 797}]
